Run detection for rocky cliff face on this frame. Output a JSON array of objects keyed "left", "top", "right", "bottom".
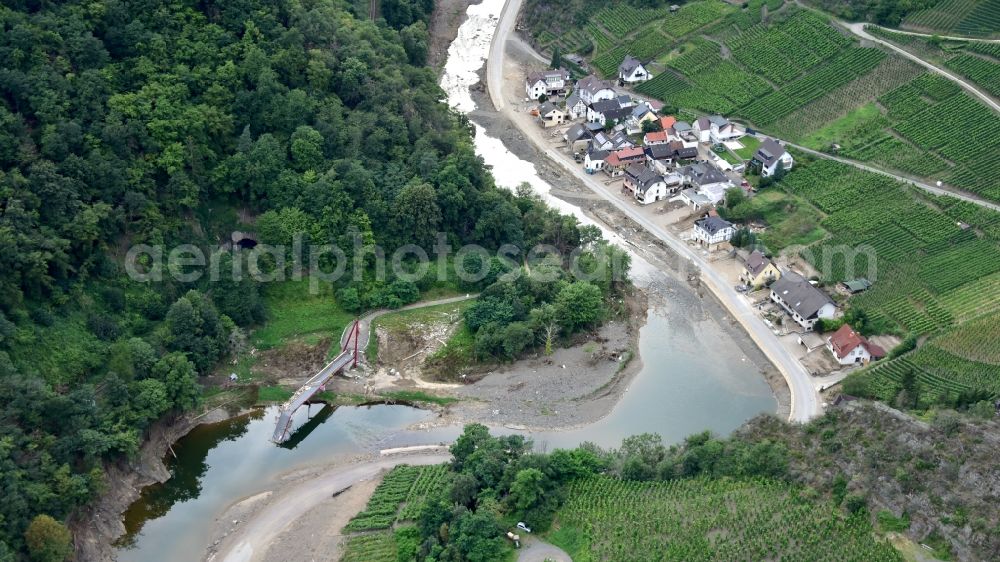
[{"left": 740, "top": 403, "right": 1000, "bottom": 561}]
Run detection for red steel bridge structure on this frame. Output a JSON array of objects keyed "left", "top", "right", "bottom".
[{"left": 271, "top": 318, "right": 361, "bottom": 444}]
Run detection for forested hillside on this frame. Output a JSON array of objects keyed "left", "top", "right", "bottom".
[{"left": 0, "top": 0, "right": 621, "bottom": 558}]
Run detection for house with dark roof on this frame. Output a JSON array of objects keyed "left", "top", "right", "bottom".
[
  {"left": 584, "top": 148, "right": 609, "bottom": 173},
  {"left": 678, "top": 162, "right": 733, "bottom": 204},
  {"left": 525, "top": 69, "right": 570, "bottom": 100},
  {"left": 618, "top": 55, "right": 651, "bottom": 84},
  {"left": 537, "top": 101, "right": 566, "bottom": 128},
  {"left": 587, "top": 99, "right": 632, "bottom": 127},
  {"left": 669, "top": 140, "right": 699, "bottom": 160},
  {"left": 565, "top": 92, "right": 587, "bottom": 119},
  {"left": 826, "top": 324, "right": 886, "bottom": 365},
  {"left": 740, "top": 250, "right": 781, "bottom": 288},
  {"left": 692, "top": 216, "right": 735, "bottom": 248},
  {"left": 563, "top": 123, "right": 593, "bottom": 152},
  {"left": 770, "top": 271, "right": 836, "bottom": 331},
  {"left": 753, "top": 138, "right": 794, "bottom": 177}
]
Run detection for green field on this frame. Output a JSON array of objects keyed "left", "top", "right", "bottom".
[
  {"left": 550, "top": 476, "right": 901, "bottom": 562},
  {"left": 252, "top": 280, "right": 354, "bottom": 350}
]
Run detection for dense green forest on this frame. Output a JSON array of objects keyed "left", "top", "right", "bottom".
[
  {"left": 351, "top": 404, "right": 998, "bottom": 561},
  {"left": 0, "top": 0, "right": 631, "bottom": 558}
]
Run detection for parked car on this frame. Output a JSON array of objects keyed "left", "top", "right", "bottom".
[{"left": 517, "top": 522, "right": 532, "bottom": 533}]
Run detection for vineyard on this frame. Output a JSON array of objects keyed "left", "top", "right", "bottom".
[
  {"left": 739, "top": 48, "right": 886, "bottom": 125},
  {"left": 858, "top": 343, "right": 1000, "bottom": 406},
  {"left": 727, "top": 12, "right": 851, "bottom": 84},
  {"left": 339, "top": 464, "right": 450, "bottom": 562},
  {"left": 777, "top": 158, "right": 1000, "bottom": 339},
  {"left": 902, "top": 0, "right": 1000, "bottom": 38},
  {"left": 343, "top": 464, "right": 449, "bottom": 532},
  {"left": 660, "top": 1, "right": 731, "bottom": 38},
  {"left": 552, "top": 476, "right": 902, "bottom": 562},
  {"left": 943, "top": 54, "right": 1000, "bottom": 97}
]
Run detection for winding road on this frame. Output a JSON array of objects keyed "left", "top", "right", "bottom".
[
  {"left": 857, "top": 23, "right": 1000, "bottom": 44},
  {"left": 340, "top": 294, "right": 479, "bottom": 354},
  {"left": 486, "top": 0, "right": 820, "bottom": 423},
  {"left": 844, "top": 22, "right": 1000, "bottom": 113}
]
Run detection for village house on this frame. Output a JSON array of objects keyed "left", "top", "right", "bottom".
[
  {"left": 590, "top": 130, "right": 633, "bottom": 152},
  {"left": 672, "top": 120, "right": 694, "bottom": 140},
  {"left": 623, "top": 164, "right": 677, "bottom": 205},
  {"left": 634, "top": 172, "right": 672, "bottom": 205},
  {"left": 826, "top": 324, "right": 886, "bottom": 365},
  {"left": 604, "top": 147, "right": 646, "bottom": 177},
  {"left": 537, "top": 102, "right": 566, "bottom": 128},
  {"left": 692, "top": 216, "right": 736, "bottom": 248},
  {"left": 584, "top": 148, "right": 609, "bottom": 173},
  {"left": 668, "top": 140, "right": 699, "bottom": 160},
  {"left": 754, "top": 138, "right": 794, "bottom": 177},
  {"left": 643, "top": 130, "right": 670, "bottom": 146},
  {"left": 740, "top": 250, "right": 781, "bottom": 289},
  {"left": 565, "top": 92, "right": 587, "bottom": 119},
  {"left": 645, "top": 144, "right": 674, "bottom": 173},
  {"left": 659, "top": 115, "right": 677, "bottom": 130},
  {"left": 694, "top": 115, "right": 741, "bottom": 143},
  {"left": 770, "top": 271, "right": 836, "bottom": 331},
  {"left": 564, "top": 123, "right": 593, "bottom": 153},
  {"left": 678, "top": 162, "right": 733, "bottom": 204},
  {"left": 680, "top": 188, "right": 712, "bottom": 210},
  {"left": 525, "top": 69, "right": 570, "bottom": 100},
  {"left": 575, "top": 75, "right": 617, "bottom": 105},
  {"left": 587, "top": 99, "right": 632, "bottom": 127},
  {"left": 626, "top": 103, "right": 657, "bottom": 134},
  {"left": 623, "top": 164, "right": 649, "bottom": 194},
  {"left": 618, "top": 55, "right": 652, "bottom": 84}
]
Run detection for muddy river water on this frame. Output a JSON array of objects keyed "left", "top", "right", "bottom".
[{"left": 114, "top": 3, "right": 778, "bottom": 560}]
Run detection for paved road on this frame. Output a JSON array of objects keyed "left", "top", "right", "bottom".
[
  {"left": 845, "top": 22, "right": 1000, "bottom": 113},
  {"left": 217, "top": 453, "right": 451, "bottom": 562},
  {"left": 486, "top": 1, "right": 820, "bottom": 422}
]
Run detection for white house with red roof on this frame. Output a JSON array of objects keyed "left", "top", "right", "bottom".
[{"left": 826, "top": 324, "right": 886, "bottom": 365}]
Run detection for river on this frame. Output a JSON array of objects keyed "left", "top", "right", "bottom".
[{"left": 113, "top": 3, "right": 778, "bottom": 560}]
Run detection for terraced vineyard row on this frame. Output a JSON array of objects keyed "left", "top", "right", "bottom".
[
  {"left": 556, "top": 476, "right": 902, "bottom": 562},
  {"left": 660, "top": 1, "right": 730, "bottom": 38},
  {"left": 343, "top": 464, "right": 450, "bottom": 532},
  {"left": 868, "top": 73, "right": 1000, "bottom": 201},
  {"left": 935, "top": 310, "right": 1000, "bottom": 365},
  {"left": 740, "top": 48, "right": 885, "bottom": 125},
  {"left": 943, "top": 53, "right": 1000, "bottom": 97},
  {"left": 901, "top": 0, "right": 1000, "bottom": 37},
  {"left": 592, "top": 5, "right": 659, "bottom": 36}
]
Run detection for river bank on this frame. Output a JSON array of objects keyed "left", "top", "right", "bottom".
[
  {"left": 463, "top": 45, "right": 791, "bottom": 418},
  {"left": 72, "top": 402, "right": 251, "bottom": 562}
]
